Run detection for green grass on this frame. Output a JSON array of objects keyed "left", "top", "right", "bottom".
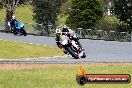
[
  {"left": 0, "top": 64, "right": 131, "bottom": 88},
  {"left": 14, "top": 5, "right": 34, "bottom": 24},
  {"left": 0, "top": 40, "right": 64, "bottom": 59},
  {"left": 0, "top": 5, "right": 34, "bottom": 31},
  {"left": 0, "top": 8, "right": 6, "bottom": 21},
  {"left": 0, "top": 5, "right": 34, "bottom": 23}
]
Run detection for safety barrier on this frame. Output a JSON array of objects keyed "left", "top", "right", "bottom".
[
  {"left": 0, "top": 20, "right": 131, "bottom": 42},
  {"left": 75, "top": 28, "right": 131, "bottom": 42}
]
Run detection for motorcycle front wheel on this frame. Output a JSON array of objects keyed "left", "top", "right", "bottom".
[{"left": 22, "top": 30, "right": 27, "bottom": 36}]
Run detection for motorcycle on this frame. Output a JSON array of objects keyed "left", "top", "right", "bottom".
[
  {"left": 56, "top": 34, "right": 86, "bottom": 59},
  {"left": 13, "top": 21, "right": 27, "bottom": 36}
]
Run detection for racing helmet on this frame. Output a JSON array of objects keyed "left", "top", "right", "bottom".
[
  {"left": 62, "top": 25, "right": 69, "bottom": 32},
  {"left": 12, "top": 16, "right": 16, "bottom": 19},
  {"left": 55, "top": 28, "right": 62, "bottom": 34},
  {"left": 63, "top": 25, "right": 67, "bottom": 28}
]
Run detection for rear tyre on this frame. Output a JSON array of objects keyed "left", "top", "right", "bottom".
[
  {"left": 13, "top": 30, "right": 17, "bottom": 35},
  {"left": 66, "top": 46, "right": 79, "bottom": 59}
]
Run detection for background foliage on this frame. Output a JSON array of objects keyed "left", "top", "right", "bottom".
[
  {"left": 114, "top": 0, "right": 132, "bottom": 32},
  {"left": 94, "top": 16, "right": 120, "bottom": 31},
  {"left": 66, "top": 0, "right": 103, "bottom": 29},
  {"left": 32, "top": 0, "right": 63, "bottom": 26}
]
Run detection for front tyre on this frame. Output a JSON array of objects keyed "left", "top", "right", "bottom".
[
  {"left": 23, "top": 30, "right": 27, "bottom": 36},
  {"left": 81, "top": 52, "right": 86, "bottom": 58}
]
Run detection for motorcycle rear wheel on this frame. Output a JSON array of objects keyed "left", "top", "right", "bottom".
[{"left": 13, "top": 30, "right": 17, "bottom": 35}]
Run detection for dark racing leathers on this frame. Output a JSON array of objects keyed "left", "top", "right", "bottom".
[
  {"left": 10, "top": 19, "right": 17, "bottom": 32},
  {"left": 55, "top": 33, "right": 62, "bottom": 48}
]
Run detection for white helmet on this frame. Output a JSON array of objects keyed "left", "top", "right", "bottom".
[
  {"left": 63, "top": 25, "right": 67, "bottom": 29},
  {"left": 12, "top": 16, "right": 15, "bottom": 19},
  {"left": 55, "top": 28, "right": 61, "bottom": 34}
]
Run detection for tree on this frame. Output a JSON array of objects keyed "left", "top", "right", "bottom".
[
  {"left": 114, "top": 0, "right": 132, "bottom": 21},
  {"left": 0, "top": 0, "right": 32, "bottom": 31},
  {"left": 66, "top": 0, "right": 103, "bottom": 29},
  {"left": 114, "top": 0, "right": 132, "bottom": 33},
  {"left": 94, "top": 16, "right": 120, "bottom": 31},
  {"left": 32, "top": 0, "right": 63, "bottom": 26},
  {"left": 103, "top": 0, "right": 114, "bottom": 15}
]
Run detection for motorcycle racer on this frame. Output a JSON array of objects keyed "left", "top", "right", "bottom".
[
  {"left": 55, "top": 27, "right": 62, "bottom": 48},
  {"left": 55, "top": 25, "right": 82, "bottom": 53}
]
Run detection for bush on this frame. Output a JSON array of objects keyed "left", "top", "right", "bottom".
[
  {"left": 117, "top": 21, "right": 131, "bottom": 33},
  {"left": 66, "top": 0, "right": 103, "bottom": 29},
  {"left": 94, "top": 16, "right": 131, "bottom": 33},
  {"left": 94, "top": 16, "right": 120, "bottom": 31}
]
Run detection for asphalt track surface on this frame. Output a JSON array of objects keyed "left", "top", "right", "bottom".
[{"left": 0, "top": 32, "right": 132, "bottom": 63}]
